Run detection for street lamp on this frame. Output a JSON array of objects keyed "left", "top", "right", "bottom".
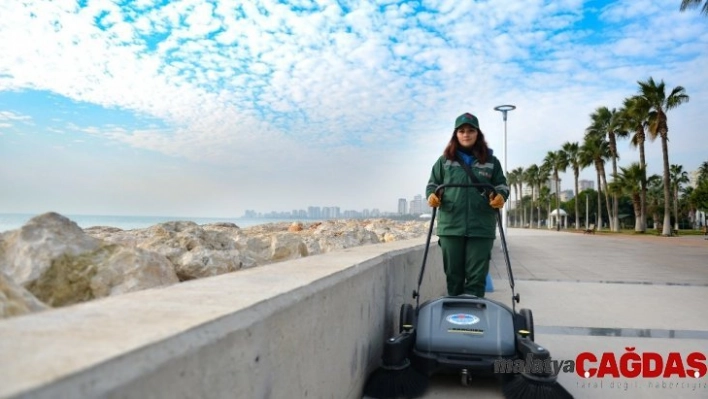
[{"left": 494, "top": 104, "right": 516, "bottom": 234}]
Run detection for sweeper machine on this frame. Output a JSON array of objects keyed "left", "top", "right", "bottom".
[{"left": 363, "top": 183, "right": 573, "bottom": 399}]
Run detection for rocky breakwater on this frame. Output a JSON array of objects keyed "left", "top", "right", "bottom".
[{"left": 0, "top": 212, "right": 431, "bottom": 319}]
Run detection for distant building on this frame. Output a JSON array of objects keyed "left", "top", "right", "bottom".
[
  {"left": 548, "top": 178, "right": 562, "bottom": 194},
  {"left": 409, "top": 194, "right": 424, "bottom": 215},
  {"left": 398, "top": 198, "right": 408, "bottom": 215},
  {"left": 690, "top": 170, "right": 701, "bottom": 188},
  {"left": 244, "top": 210, "right": 257, "bottom": 218},
  {"left": 559, "top": 189, "right": 574, "bottom": 202},
  {"left": 307, "top": 206, "right": 321, "bottom": 219},
  {"left": 579, "top": 179, "right": 594, "bottom": 191},
  {"left": 343, "top": 210, "right": 360, "bottom": 218},
  {"left": 321, "top": 207, "right": 341, "bottom": 219}
]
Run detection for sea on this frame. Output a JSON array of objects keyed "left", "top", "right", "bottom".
[{"left": 0, "top": 213, "right": 305, "bottom": 233}]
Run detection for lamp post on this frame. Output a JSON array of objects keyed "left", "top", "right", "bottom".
[{"left": 494, "top": 104, "right": 516, "bottom": 234}]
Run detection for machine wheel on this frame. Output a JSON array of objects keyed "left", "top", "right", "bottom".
[
  {"left": 399, "top": 304, "right": 415, "bottom": 332},
  {"left": 519, "top": 308, "right": 534, "bottom": 341}
]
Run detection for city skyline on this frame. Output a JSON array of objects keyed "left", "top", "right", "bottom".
[{"left": 244, "top": 193, "right": 433, "bottom": 219}]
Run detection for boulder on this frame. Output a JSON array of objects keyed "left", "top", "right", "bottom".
[
  {"left": 269, "top": 233, "right": 308, "bottom": 261},
  {"left": 0, "top": 213, "right": 180, "bottom": 308},
  {"left": 288, "top": 222, "right": 304, "bottom": 232},
  {"left": 0, "top": 271, "right": 49, "bottom": 319},
  {"left": 0, "top": 212, "right": 102, "bottom": 285},
  {"left": 135, "top": 221, "right": 242, "bottom": 281}
]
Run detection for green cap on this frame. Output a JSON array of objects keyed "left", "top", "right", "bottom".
[{"left": 454, "top": 113, "right": 480, "bottom": 130}]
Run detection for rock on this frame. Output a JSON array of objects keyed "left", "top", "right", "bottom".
[
  {"left": 0, "top": 212, "right": 102, "bottom": 286},
  {"left": 89, "top": 246, "right": 180, "bottom": 298},
  {"left": 288, "top": 222, "right": 303, "bottom": 232},
  {"left": 0, "top": 271, "right": 49, "bottom": 319},
  {"left": 0, "top": 212, "right": 180, "bottom": 308},
  {"left": 270, "top": 233, "right": 308, "bottom": 261},
  {"left": 134, "top": 221, "right": 242, "bottom": 281},
  {"left": 0, "top": 213, "right": 431, "bottom": 318}
]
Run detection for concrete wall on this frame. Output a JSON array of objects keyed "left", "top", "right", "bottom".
[{"left": 0, "top": 237, "right": 445, "bottom": 399}]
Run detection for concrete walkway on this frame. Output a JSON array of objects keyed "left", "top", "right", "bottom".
[{"left": 418, "top": 228, "right": 708, "bottom": 399}]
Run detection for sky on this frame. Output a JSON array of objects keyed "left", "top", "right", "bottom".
[{"left": 1, "top": 0, "right": 707, "bottom": 218}]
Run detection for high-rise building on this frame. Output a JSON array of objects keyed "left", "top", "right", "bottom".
[
  {"left": 579, "top": 179, "right": 594, "bottom": 191},
  {"left": 307, "top": 206, "right": 321, "bottom": 219},
  {"left": 559, "top": 189, "right": 574, "bottom": 202},
  {"left": 690, "top": 170, "right": 701, "bottom": 188},
  {"left": 320, "top": 206, "right": 341, "bottom": 219},
  {"left": 398, "top": 198, "right": 408, "bottom": 215},
  {"left": 410, "top": 194, "right": 424, "bottom": 215}
]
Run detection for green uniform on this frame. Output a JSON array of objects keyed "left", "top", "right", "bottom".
[{"left": 426, "top": 153, "right": 509, "bottom": 297}]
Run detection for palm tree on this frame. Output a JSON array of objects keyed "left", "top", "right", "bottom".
[
  {"left": 587, "top": 106, "right": 627, "bottom": 232},
  {"left": 646, "top": 176, "right": 665, "bottom": 230},
  {"left": 507, "top": 169, "right": 519, "bottom": 226},
  {"left": 680, "top": 0, "right": 708, "bottom": 16},
  {"left": 524, "top": 164, "right": 540, "bottom": 228},
  {"left": 682, "top": 186, "right": 698, "bottom": 228},
  {"left": 698, "top": 161, "right": 708, "bottom": 184},
  {"left": 543, "top": 150, "right": 567, "bottom": 230},
  {"left": 611, "top": 163, "right": 644, "bottom": 232},
  {"left": 512, "top": 167, "right": 525, "bottom": 227},
  {"left": 621, "top": 96, "right": 653, "bottom": 232},
  {"left": 580, "top": 135, "right": 611, "bottom": 231},
  {"left": 538, "top": 185, "right": 552, "bottom": 228},
  {"left": 537, "top": 165, "right": 552, "bottom": 228},
  {"left": 670, "top": 164, "right": 690, "bottom": 231},
  {"left": 562, "top": 142, "right": 582, "bottom": 230},
  {"left": 637, "top": 77, "right": 690, "bottom": 236}
]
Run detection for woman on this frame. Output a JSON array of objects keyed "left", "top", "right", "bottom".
[{"left": 425, "top": 112, "right": 509, "bottom": 297}]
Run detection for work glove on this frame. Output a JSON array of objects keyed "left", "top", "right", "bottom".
[
  {"left": 427, "top": 193, "right": 440, "bottom": 208},
  {"left": 489, "top": 193, "right": 505, "bottom": 209}
]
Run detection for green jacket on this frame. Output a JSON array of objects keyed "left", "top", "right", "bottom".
[{"left": 426, "top": 154, "right": 509, "bottom": 238}]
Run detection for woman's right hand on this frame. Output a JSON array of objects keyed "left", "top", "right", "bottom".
[{"left": 427, "top": 193, "right": 440, "bottom": 208}]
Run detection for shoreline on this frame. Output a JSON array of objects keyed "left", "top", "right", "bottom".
[{"left": 0, "top": 213, "right": 429, "bottom": 234}]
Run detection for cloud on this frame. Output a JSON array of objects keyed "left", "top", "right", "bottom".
[
  {"left": 0, "top": 111, "right": 32, "bottom": 122},
  {"left": 0, "top": 0, "right": 706, "bottom": 217}
]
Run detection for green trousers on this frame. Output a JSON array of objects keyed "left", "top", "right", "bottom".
[{"left": 438, "top": 236, "right": 494, "bottom": 297}]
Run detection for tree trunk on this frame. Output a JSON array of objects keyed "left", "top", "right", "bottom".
[
  {"left": 574, "top": 169, "right": 580, "bottom": 230},
  {"left": 638, "top": 128, "right": 647, "bottom": 232},
  {"left": 596, "top": 167, "right": 603, "bottom": 230},
  {"left": 609, "top": 132, "right": 619, "bottom": 232},
  {"left": 673, "top": 186, "right": 679, "bottom": 231},
  {"left": 633, "top": 193, "right": 641, "bottom": 231},
  {"left": 601, "top": 166, "right": 613, "bottom": 231},
  {"left": 514, "top": 183, "right": 519, "bottom": 227},
  {"left": 555, "top": 172, "right": 561, "bottom": 230},
  {"left": 519, "top": 181, "right": 524, "bottom": 228},
  {"left": 537, "top": 184, "right": 542, "bottom": 228},
  {"left": 530, "top": 185, "right": 535, "bottom": 227},
  {"left": 661, "top": 134, "right": 672, "bottom": 236}
]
